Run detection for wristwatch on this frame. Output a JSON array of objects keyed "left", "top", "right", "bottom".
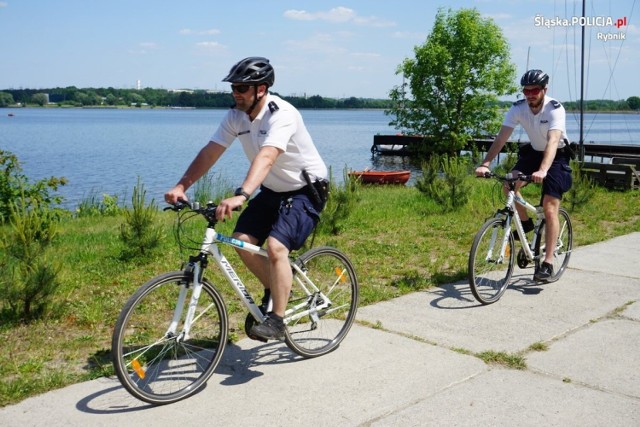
[{"left": 234, "top": 187, "right": 250, "bottom": 201}]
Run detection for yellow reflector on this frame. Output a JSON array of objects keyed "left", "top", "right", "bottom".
[
  {"left": 132, "top": 359, "right": 146, "bottom": 379},
  {"left": 335, "top": 267, "right": 347, "bottom": 283}
]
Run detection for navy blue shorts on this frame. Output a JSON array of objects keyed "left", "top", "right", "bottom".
[
  {"left": 513, "top": 144, "right": 573, "bottom": 200},
  {"left": 234, "top": 187, "right": 322, "bottom": 251}
]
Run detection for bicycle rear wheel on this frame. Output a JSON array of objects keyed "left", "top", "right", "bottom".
[
  {"left": 285, "top": 246, "right": 359, "bottom": 358},
  {"left": 468, "top": 217, "right": 515, "bottom": 304},
  {"left": 112, "top": 271, "right": 228, "bottom": 405},
  {"left": 534, "top": 207, "right": 572, "bottom": 282}
]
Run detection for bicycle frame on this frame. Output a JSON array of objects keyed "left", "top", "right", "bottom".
[
  {"left": 168, "top": 222, "right": 332, "bottom": 340},
  {"left": 496, "top": 180, "right": 545, "bottom": 263}
]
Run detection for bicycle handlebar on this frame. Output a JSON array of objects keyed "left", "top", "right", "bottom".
[
  {"left": 163, "top": 199, "right": 241, "bottom": 224},
  {"left": 479, "top": 171, "right": 534, "bottom": 183}
]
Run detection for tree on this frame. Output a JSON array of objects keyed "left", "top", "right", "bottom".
[
  {"left": 0, "top": 150, "right": 67, "bottom": 222},
  {"left": 386, "top": 8, "right": 517, "bottom": 156},
  {"left": 627, "top": 96, "right": 640, "bottom": 111},
  {"left": 32, "top": 93, "right": 48, "bottom": 106},
  {"left": 0, "top": 92, "right": 14, "bottom": 107}
]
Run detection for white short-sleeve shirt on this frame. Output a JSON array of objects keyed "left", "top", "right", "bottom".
[
  {"left": 503, "top": 96, "right": 568, "bottom": 151},
  {"left": 211, "top": 94, "right": 328, "bottom": 192}
]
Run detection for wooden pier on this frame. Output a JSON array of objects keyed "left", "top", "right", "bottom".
[
  {"left": 371, "top": 135, "right": 640, "bottom": 190},
  {"left": 372, "top": 135, "right": 640, "bottom": 159}
]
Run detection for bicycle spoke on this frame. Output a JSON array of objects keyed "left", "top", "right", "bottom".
[
  {"left": 284, "top": 247, "right": 358, "bottom": 358},
  {"left": 469, "top": 217, "right": 514, "bottom": 304},
  {"left": 112, "top": 272, "right": 227, "bottom": 405},
  {"left": 535, "top": 208, "right": 572, "bottom": 282}
]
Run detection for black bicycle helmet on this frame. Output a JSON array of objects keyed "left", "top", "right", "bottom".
[
  {"left": 222, "top": 57, "right": 275, "bottom": 87},
  {"left": 520, "top": 69, "right": 549, "bottom": 87}
]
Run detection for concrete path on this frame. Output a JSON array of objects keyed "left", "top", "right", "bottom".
[{"left": 1, "top": 233, "right": 639, "bottom": 426}]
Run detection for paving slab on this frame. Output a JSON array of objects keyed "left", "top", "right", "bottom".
[
  {"left": 0, "top": 324, "right": 486, "bottom": 427},
  {"left": 568, "top": 232, "right": 640, "bottom": 278},
  {"left": 357, "top": 268, "right": 640, "bottom": 354},
  {"left": 370, "top": 369, "right": 640, "bottom": 427},
  {"left": 624, "top": 300, "right": 640, "bottom": 320},
  {"left": 527, "top": 318, "right": 640, "bottom": 398}
]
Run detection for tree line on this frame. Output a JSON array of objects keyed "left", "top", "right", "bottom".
[
  {"left": 0, "top": 86, "right": 393, "bottom": 109},
  {"left": 1, "top": 87, "right": 638, "bottom": 112}
]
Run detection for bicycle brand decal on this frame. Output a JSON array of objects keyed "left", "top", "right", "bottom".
[
  {"left": 217, "top": 234, "right": 245, "bottom": 248},
  {"left": 219, "top": 259, "right": 255, "bottom": 304}
]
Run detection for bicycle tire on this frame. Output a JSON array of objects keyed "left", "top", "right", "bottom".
[
  {"left": 112, "top": 271, "right": 228, "bottom": 405},
  {"left": 468, "top": 217, "right": 515, "bottom": 304},
  {"left": 534, "top": 207, "right": 573, "bottom": 283},
  {"left": 284, "top": 246, "right": 359, "bottom": 358}
]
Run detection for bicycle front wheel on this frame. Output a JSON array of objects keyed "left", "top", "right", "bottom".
[
  {"left": 112, "top": 271, "right": 228, "bottom": 405},
  {"left": 468, "top": 217, "right": 515, "bottom": 304},
  {"left": 534, "top": 207, "right": 573, "bottom": 282},
  {"left": 285, "top": 246, "right": 359, "bottom": 358}
]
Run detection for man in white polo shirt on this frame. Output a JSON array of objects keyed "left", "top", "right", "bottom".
[
  {"left": 165, "top": 57, "right": 328, "bottom": 341},
  {"left": 475, "top": 69, "right": 573, "bottom": 282}
]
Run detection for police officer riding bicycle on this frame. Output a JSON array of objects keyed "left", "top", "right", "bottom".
[
  {"left": 165, "top": 57, "right": 329, "bottom": 341},
  {"left": 475, "top": 69, "right": 573, "bottom": 282}
]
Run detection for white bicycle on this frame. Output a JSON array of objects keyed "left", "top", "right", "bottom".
[
  {"left": 468, "top": 172, "right": 573, "bottom": 304},
  {"left": 111, "top": 200, "right": 359, "bottom": 405}
]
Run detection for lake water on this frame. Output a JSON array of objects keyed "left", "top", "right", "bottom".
[{"left": 1, "top": 108, "right": 639, "bottom": 210}]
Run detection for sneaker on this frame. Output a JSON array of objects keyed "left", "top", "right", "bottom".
[
  {"left": 250, "top": 314, "right": 286, "bottom": 341},
  {"left": 534, "top": 262, "right": 554, "bottom": 282}
]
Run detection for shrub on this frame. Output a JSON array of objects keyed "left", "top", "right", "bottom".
[
  {"left": 0, "top": 150, "right": 67, "bottom": 222},
  {"left": 76, "top": 192, "right": 122, "bottom": 217},
  {"left": 416, "top": 154, "right": 473, "bottom": 211},
  {"left": 120, "top": 177, "right": 163, "bottom": 259},
  {"left": 565, "top": 160, "right": 596, "bottom": 213},
  {"left": 316, "top": 167, "right": 361, "bottom": 236},
  {"left": 0, "top": 200, "right": 61, "bottom": 322}
]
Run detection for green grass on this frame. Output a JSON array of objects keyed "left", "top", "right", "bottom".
[
  {"left": 0, "top": 183, "right": 639, "bottom": 407},
  {"left": 475, "top": 350, "right": 527, "bottom": 370}
]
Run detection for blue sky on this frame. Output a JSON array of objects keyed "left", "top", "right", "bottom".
[{"left": 0, "top": 0, "right": 637, "bottom": 102}]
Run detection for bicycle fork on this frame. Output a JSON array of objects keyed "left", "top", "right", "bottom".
[{"left": 167, "top": 260, "right": 204, "bottom": 342}]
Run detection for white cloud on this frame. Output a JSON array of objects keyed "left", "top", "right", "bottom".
[
  {"left": 180, "top": 28, "right": 221, "bottom": 35},
  {"left": 284, "top": 6, "right": 395, "bottom": 27},
  {"left": 196, "top": 41, "right": 226, "bottom": 51}
]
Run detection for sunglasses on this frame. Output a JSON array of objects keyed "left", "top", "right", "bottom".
[
  {"left": 231, "top": 84, "right": 252, "bottom": 94},
  {"left": 522, "top": 87, "right": 543, "bottom": 96}
]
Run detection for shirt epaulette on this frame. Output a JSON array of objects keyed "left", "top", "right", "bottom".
[
  {"left": 513, "top": 99, "right": 526, "bottom": 106},
  {"left": 550, "top": 99, "right": 562, "bottom": 109},
  {"left": 268, "top": 101, "right": 279, "bottom": 113}
]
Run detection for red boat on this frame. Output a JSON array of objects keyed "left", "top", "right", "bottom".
[{"left": 348, "top": 170, "right": 411, "bottom": 185}]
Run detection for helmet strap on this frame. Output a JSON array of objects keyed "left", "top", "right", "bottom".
[{"left": 245, "top": 84, "right": 265, "bottom": 117}]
